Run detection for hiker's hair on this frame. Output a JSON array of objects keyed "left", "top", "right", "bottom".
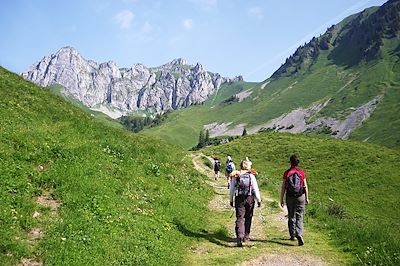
[
  {"left": 240, "top": 159, "right": 251, "bottom": 170},
  {"left": 290, "top": 154, "right": 300, "bottom": 166}
]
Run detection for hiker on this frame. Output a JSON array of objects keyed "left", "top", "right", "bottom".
[
  {"left": 229, "top": 158, "right": 261, "bottom": 247},
  {"left": 280, "top": 154, "right": 309, "bottom": 246},
  {"left": 213, "top": 158, "right": 221, "bottom": 180},
  {"left": 225, "top": 156, "right": 236, "bottom": 188}
]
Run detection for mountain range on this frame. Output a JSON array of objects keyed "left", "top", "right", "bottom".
[{"left": 22, "top": 47, "right": 242, "bottom": 118}]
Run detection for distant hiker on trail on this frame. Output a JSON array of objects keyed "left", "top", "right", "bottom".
[
  {"left": 229, "top": 158, "right": 261, "bottom": 247},
  {"left": 280, "top": 154, "right": 309, "bottom": 246},
  {"left": 213, "top": 158, "right": 221, "bottom": 180},
  {"left": 225, "top": 156, "right": 236, "bottom": 188}
]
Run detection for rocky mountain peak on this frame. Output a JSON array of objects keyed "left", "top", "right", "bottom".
[
  {"left": 170, "top": 58, "right": 188, "bottom": 66},
  {"left": 193, "top": 63, "right": 204, "bottom": 73},
  {"left": 57, "top": 46, "right": 79, "bottom": 55},
  {"left": 21, "top": 47, "right": 242, "bottom": 117}
]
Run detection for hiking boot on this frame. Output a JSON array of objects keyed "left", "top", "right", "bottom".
[
  {"left": 296, "top": 235, "right": 304, "bottom": 246},
  {"left": 289, "top": 237, "right": 296, "bottom": 241},
  {"left": 244, "top": 235, "right": 251, "bottom": 242},
  {"left": 237, "top": 238, "right": 243, "bottom": 247}
]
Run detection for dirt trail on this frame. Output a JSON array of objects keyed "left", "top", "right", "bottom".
[
  {"left": 14, "top": 190, "right": 60, "bottom": 266},
  {"left": 190, "top": 153, "right": 326, "bottom": 266}
]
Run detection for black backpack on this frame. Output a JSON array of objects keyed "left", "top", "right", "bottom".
[
  {"left": 236, "top": 172, "right": 252, "bottom": 196},
  {"left": 214, "top": 160, "right": 221, "bottom": 171},
  {"left": 286, "top": 169, "right": 304, "bottom": 197}
]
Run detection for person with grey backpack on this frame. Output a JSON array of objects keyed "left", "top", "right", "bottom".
[
  {"left": 229, "top": 158, "right": 261, "bottom": 247},
  {"left": 280, "top": 154, "right": 309, "bottom": 246}
]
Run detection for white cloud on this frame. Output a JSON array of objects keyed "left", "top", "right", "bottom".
[
  {"left": 183, "top": 19, "right": 194, "bottom": 30},
  {"left": 248, "top": 7, "right": 263, "bottom": 21},
  {"left": 114, "top": 10, "right": 134, "bottom": 29}
]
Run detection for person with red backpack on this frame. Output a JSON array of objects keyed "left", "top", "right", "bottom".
[
  {"left": 280, "top": 154, "right": 309, "bottom": 246},
  {"left": 229, "top": 158, "right": 261, "bottom": 247}
]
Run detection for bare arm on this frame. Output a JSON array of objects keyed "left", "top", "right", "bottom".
[
  {"left": 280, "top": 180, "right": 286, "bottom": 208},
  {"left": 304, "top": 178, "right": 309, "bottom": 204}
]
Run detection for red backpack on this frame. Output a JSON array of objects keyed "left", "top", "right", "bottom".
[{"left": 286, "top": 168, "right": 304, "bottom": 197}]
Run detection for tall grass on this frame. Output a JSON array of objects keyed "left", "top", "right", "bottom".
[
  {"left": 0, "top": 67, "right": 212, "bottom": 265},
  {"left": 203, "top": 132, "right": 400, "bottom": 265}
]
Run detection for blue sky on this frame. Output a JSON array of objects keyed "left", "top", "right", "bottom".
[{"left": 0, "top": 0, "right": 388, "bottom": 81}]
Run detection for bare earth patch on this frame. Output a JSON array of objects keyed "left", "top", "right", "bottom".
[
  {"left": 261, "top": 81, "right": 270, "bottom": 89},
  {"left": 242, "top": 253, "right": 325, "bottom": 266},
  {"left": 36, "top": 191, "right": 60, "bottom": 217},
  {"left": 235, "top": 89, "right": 253, "bottom": 102},
  {"left": 27, "top": 228, "right": 44, "bottom": 242},
  {"left": 204, "top": 122, "right": 247, "bottom": 138},
  {"left": 15, "top": 258, "right": 43, "bottom": 266},
  {"left": 14, "top": 191, "right": 61, "bottom": 266}
]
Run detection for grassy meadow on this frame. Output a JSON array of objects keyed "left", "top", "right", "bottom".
[
  {"left": 202, "top": 132, "right": 400, "bottom": 265},
  {"left": 144, "top": 32, "right": 400, "bottom": 151},
  {"left": 0, "top": 67, "right": 212, "bottom": 265}
]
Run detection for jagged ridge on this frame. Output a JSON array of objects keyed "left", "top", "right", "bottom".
[{"left": 21, "top": 47, "right": 243, "bottom": 116}]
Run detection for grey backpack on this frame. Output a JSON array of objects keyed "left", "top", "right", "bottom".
[{"left": 236, "top": 172, "right": 252, "bottom": 196}]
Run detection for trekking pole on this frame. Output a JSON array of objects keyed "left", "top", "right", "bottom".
[{"left": 230, "top": 210, "right": 235, "bottom": 218}]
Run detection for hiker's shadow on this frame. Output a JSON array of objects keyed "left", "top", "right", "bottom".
[
  {"left": 250, "top": 237, "right": 296, "bottom": 246},
  {"left": 173, "top": 219, "right": 235, "bottom": 248},
  {"left": 173, "top": 220, "right": 296, "bottom": 248}
]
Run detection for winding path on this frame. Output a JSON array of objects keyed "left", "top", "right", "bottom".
[{"left": 188, "top": 153, "right": 327, "bottom": 266}]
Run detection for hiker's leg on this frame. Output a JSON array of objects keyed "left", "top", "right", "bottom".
[
  {"left": 286, "top": 195, "right": 296, "bottom": 239},
  {"left": 295, "top": 194, "right": 306, "bottom": 237},
  {"left": 244, "top": 196, "right": 255, "bottom": 240},
  {"left": 235, "top": 196, "right": 246, "bottom": 241}
]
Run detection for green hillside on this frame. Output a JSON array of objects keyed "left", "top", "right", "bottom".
[
  {"left": 202, "top": 132, "right": 400, "bottom": 265},
  {"left": 144, "top": 1, "right": 400, "bottom": 150},
  {"left": 0, "top": 67, "right": 212, "bottom": 265}
]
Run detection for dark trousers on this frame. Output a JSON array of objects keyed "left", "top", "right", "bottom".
[
  {"left": 286, "top": 194, "right": 305, "bottom": 238},
  {"left": 235, "top": 195, "right": 255, "bottom": 240}
]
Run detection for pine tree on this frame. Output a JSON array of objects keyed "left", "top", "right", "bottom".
[
  {"left": 197, "top": 130, "right": 206, "bottom": 149},
  {"left": 205, "top": 129, "right": 210, "bottom": 143}
]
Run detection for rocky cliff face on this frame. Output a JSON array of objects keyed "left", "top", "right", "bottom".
[{"left": 22, "top": 47, "right": 242, "bottom": 115}]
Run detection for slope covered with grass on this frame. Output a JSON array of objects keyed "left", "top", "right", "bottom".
[
  {"left": 202, "top": 132, "right": 400, "bottom": 265},
  {"left": 0, "top": 67, "right": 211, "bottom": 265},
  {"left": 143, "top": 81, "right": 257, "bottom": 149},
  {"left": 145, "top": 38, "right": 400, "bottom": 150},
  {"left": 144, "top": 2, "right": 400, "bottom": 150}
]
